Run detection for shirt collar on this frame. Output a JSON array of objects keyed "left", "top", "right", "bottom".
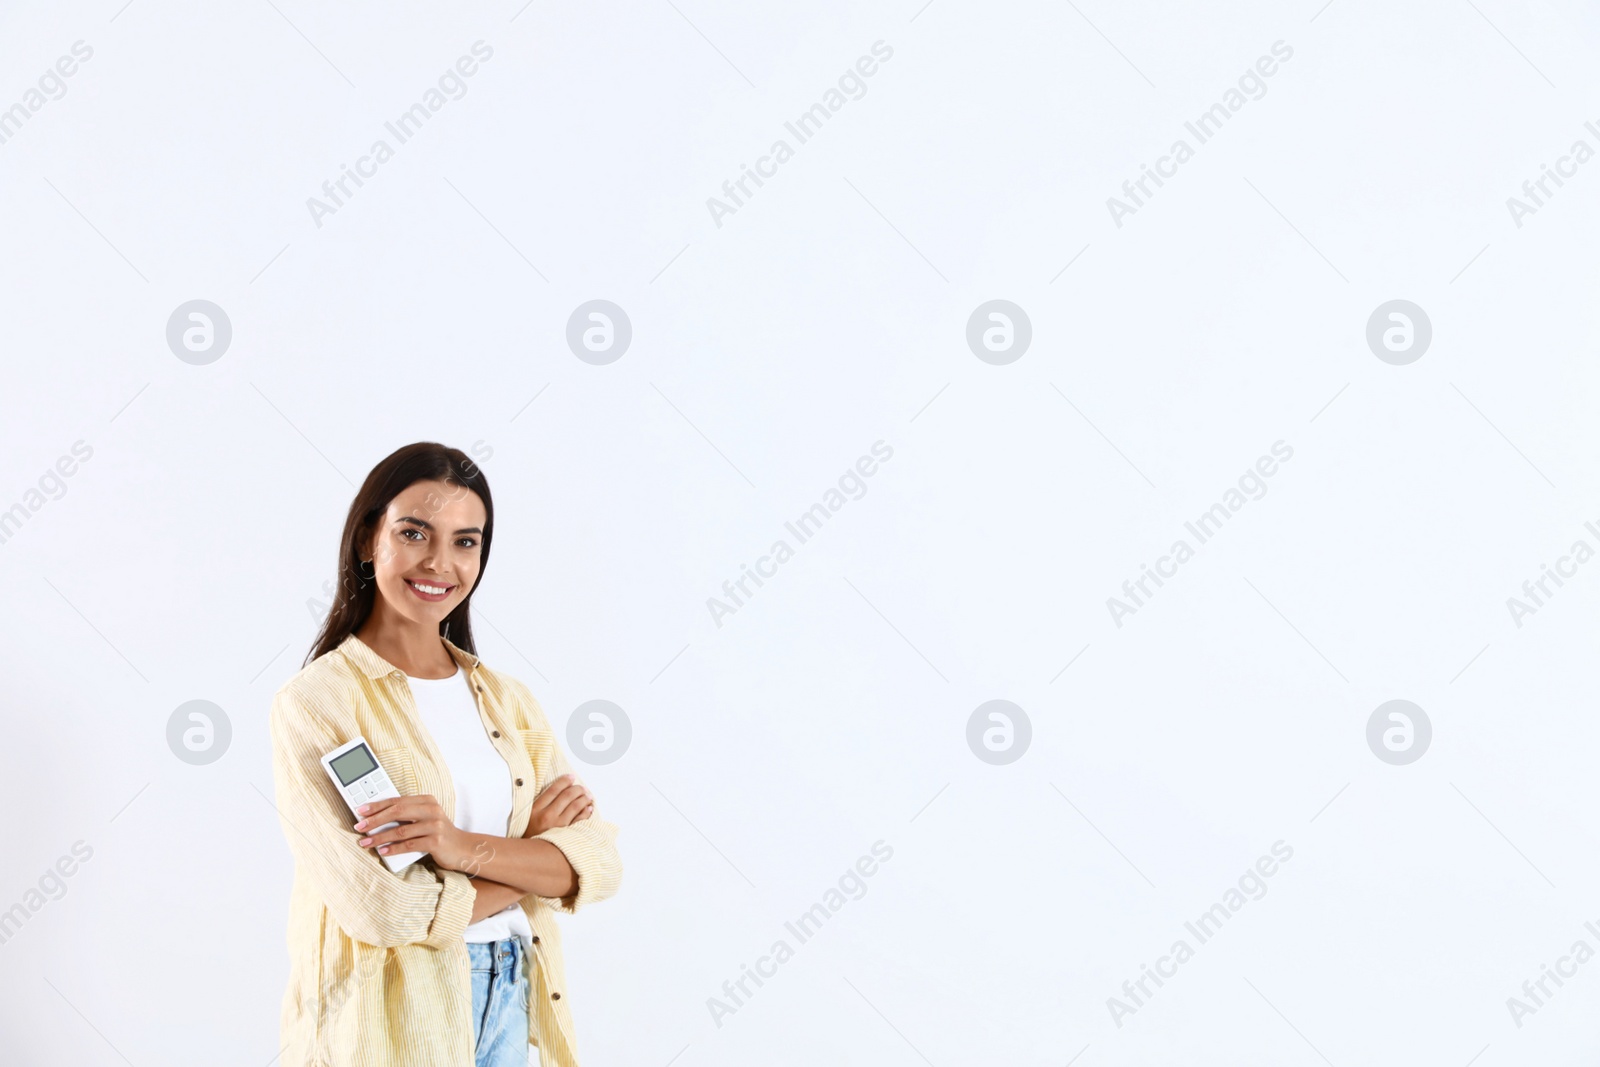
[{"left": 338, "top": 631, "right": 481, "bottom": 679}]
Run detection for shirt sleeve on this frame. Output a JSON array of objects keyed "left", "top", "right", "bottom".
[
  {"left": 268, "top": 684, "right": 475, "bottom": 948},
  {"left": 517, "top": 682, "right": 623, "bottom": 914}
]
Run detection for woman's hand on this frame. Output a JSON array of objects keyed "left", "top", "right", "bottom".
[
  {"left": 523, "top": 773, "right": 594, "bottom": 838},
  {"left": 353, "top": 795, "right": 472, "bottom": 868}
]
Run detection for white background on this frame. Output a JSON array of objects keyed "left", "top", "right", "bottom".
[{"left": 4, "top": 1, "right": 1600, "bottom": 1064}]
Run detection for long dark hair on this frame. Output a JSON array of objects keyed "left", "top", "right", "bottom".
[{"left": 304, "top": 442, "right": 494, "bottom": 667}]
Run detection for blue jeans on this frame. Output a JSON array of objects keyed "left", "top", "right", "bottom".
[{"left": 468, "top": 937, "right": 530, "bottom": 1067}]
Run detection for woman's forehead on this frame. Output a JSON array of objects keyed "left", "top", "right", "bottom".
[{"left": 387, "top": 480, "right": 486, "bottom": 523}]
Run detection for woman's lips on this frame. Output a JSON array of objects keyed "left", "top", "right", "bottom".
[{"left": 404, "top": 579, "right": 454, "bottom": 602}]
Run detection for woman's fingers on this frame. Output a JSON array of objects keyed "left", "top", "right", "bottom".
[
  {"left": 560, "top": 782, "right": 595, "bottom": 823},
  {"left": 549, "top": 785, "right": 593, "bottom": 826},
  {"left": 529, "top": 783, "right": 588, "bottom": 830},
  {"left": 354, "top": 795, "right": 445, "bottom": 848},
  {"left": 353, "top": 796, "right": 405, "bottom": 826},
  {"left": 529, "top": 774, "right": 580, "bottom": 811},
  {"left": 521, "top": 775, "right": 599, "bottom": 833},
  {"left": 556, "top": 783, "right": 595, "bottom": 825},
  {"left": 359, "top": 816, "right": 433, "bottom": 849},
  {"left": 354, "top": 794, "right": 439, "bottom": 831},
  {"left": 531, "top": 778, "right": 586, "bottom": 818}
]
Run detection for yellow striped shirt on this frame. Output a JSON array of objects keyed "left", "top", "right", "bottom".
[{"left": 267, "top": 632, "right": 622, "bottom": 1066}]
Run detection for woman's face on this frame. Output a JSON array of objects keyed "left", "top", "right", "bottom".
[{"left": 361, "top": 479, "right": 487, "bottom": 627}]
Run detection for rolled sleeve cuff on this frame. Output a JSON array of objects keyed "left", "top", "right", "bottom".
[
  {"left": 533, "top": 824, "right": 622, "bottom": 914},
  {"left": 420, "top": 869, "right": 476, "bottom": 947}
]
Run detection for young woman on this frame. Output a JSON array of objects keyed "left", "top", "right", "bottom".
[{"left": 268, "top": 442, "right": 623, "bottom": 1067}]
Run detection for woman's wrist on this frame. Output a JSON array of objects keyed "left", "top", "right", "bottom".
[
  {"left": 445, "top": 832, "right": 578, "bottom": 899},
  {"left": 443, "top": 830, "right": 496, "bottom": 877},
  {"left": 466, "top": 876, "right": 528, "bottom": 923}
]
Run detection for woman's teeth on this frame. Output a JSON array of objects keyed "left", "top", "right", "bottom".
[{"left": 407, "top": 580, "right": 450, "bottom": 596}]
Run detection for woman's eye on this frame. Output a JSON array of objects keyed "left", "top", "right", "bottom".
[
  {"left": 401, "top": 529, "right": 422, "bottom": 541},
  {"left": 458, "top": 538, "right": 479, "bottom": 549}
]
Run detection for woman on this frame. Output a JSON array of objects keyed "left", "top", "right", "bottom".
[{"left": 268, "top": 442, "right": 623, "bottom": 1067}]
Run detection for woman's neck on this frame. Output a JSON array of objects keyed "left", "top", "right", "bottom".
[{"left": 355, "top": 609, "right": 456, "bottom": 678}]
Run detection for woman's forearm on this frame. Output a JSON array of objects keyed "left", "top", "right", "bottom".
[
  {"left": 467, "top": 876, "right": 527, "bottom": 924},
  {"left": 451, "top": 832, "right": 579, "bottom": 899}
]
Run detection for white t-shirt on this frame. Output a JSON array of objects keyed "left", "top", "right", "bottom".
[{"left": 405, "top": 665, "right": 535, "bottom": 947}]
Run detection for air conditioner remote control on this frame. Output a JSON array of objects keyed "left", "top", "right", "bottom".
[{"left": 320, "top": 736, "right": 426, "bottom": 872}]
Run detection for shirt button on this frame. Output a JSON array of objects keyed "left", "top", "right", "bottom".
[
  {"left": 491, "top": 730, "right": 500, "bottom": 738},
  {"left": 531, "top": 935, "right": 540, "bottom": 944},
  {"left": 515, "top": 777, "right": 524, "bottom": 786},
  {"left": 476, "top": 684, "right": 484, "bottom": 692},
  {"left": 551, "top": 992, "right": 561, "bottom": 1000}
]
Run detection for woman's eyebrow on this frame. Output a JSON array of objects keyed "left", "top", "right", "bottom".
[{"left": 396, "top": 516, "right": 484, "bottom": 535}]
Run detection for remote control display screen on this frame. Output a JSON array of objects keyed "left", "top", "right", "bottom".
[{"left": 331, "top": 744, "right": 378, "bottom": 786}]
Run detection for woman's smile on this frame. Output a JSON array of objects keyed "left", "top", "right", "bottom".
[{"left": 405, "top": 578, "right": 456, "bottom": 602}]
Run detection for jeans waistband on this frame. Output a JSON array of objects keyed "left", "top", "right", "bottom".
[{"left": 468, "top": 935, "right": 522, "bottom": 977}]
